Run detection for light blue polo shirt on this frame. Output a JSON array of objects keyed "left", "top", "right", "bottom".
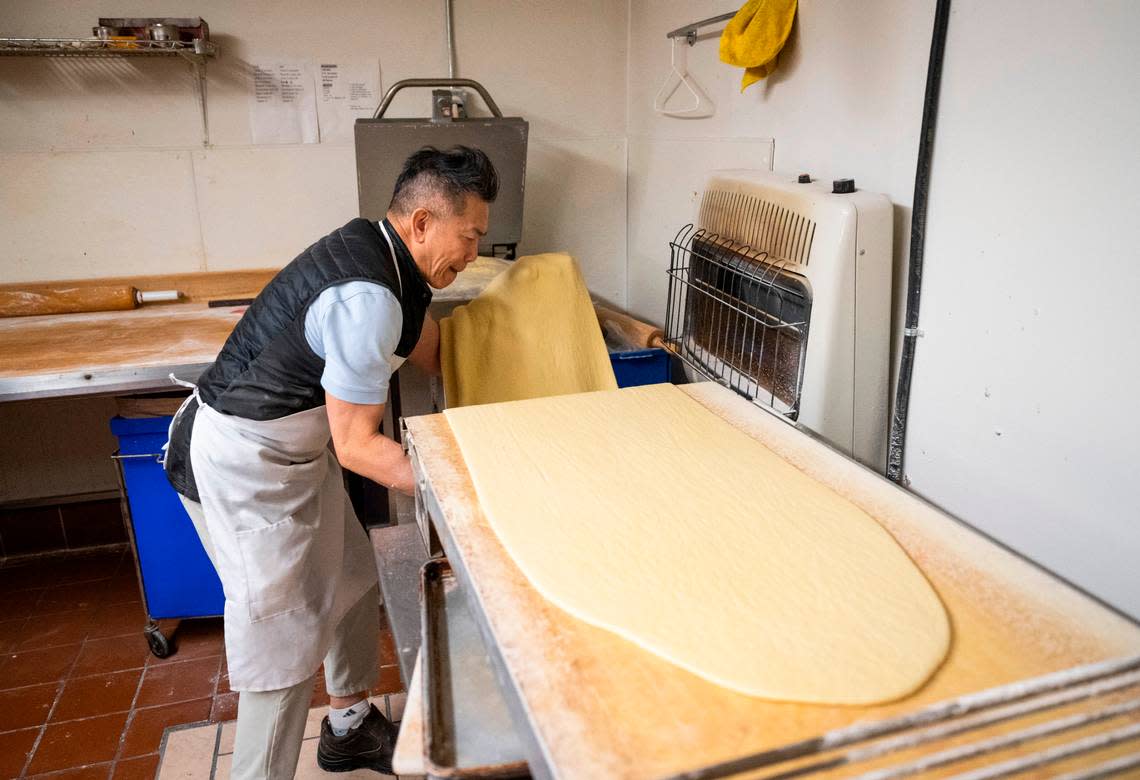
[{"left": 303, "top": 281, "right": 404, "bottom": 406}]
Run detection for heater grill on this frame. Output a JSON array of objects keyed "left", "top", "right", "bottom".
[{"left": 664, "top": 225, "right": 811, "bottom": 418}]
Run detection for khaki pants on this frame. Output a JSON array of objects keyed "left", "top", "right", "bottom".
[{"left": 181, "top": 496, "right": 380, "bottom": 780}]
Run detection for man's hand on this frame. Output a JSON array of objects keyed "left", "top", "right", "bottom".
[
  {"left": 326, "top": 393, "right": 415, "bottom": 495},
  {"left": 406, "top": 314, "right": 441, "bottom": 376}
]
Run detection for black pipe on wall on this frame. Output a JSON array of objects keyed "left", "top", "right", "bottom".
[{"left": 887, "top": 0, "right": 952, "bottom": 483}]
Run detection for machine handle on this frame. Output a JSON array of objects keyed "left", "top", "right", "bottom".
[{"left": 372, "top": 78, "right": 503, "bottom": 119}]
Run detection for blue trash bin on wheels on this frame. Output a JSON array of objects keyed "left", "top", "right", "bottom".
[{"left": 110, "top": 415, "right": 224, "bottom": 658}]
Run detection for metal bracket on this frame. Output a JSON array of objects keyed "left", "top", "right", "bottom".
[
  {"left": 190, "top": 57, "right": 209, "bottom": 146},
  {"left": 665, "top": 11, "right": 736, "bottom": 46},
  {"left": 110, "top": 452, "right": 164, "bottom": 463}
]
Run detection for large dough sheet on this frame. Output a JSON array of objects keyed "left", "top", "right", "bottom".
[
  {"left": 444, "top": 384, "right": 951, "bottom": 705},
  {"left": 440, "top": 252, "right": 617, "bottom": 408}
]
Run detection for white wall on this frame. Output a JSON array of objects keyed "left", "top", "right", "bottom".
[
  {"left": 0, "top": 0, "right": 629, "bottom": 502},
  {"left": 625, "top": 1, "right": 1138, "bottom": 617},
  {"left": 626, "top": 0, "right": 932, "bottom": 330},
  {"left": 0, "top": 0, "right": 629, "bottom": 297},
  {"left": 903, "top": 1, "right": 1140, "bottom": 617}
]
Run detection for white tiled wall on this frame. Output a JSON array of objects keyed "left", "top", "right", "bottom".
[
  {"left": 521, "top": 136, "right": 629, "bottom": 305},
  {"left": 0, "top": 0, "right": 631, "bottom": 502},
  {"left": 1, "top": 150, "right": 205, "bottom": 280},
  {"left": 0, "top": 0, "right": 631, "bottom": 288},
  {"left": 190, "top": 147, "right": 361, "bottom": 270}
]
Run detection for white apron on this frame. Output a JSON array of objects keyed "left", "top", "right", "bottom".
[
  {"left": 188, "top": 403, "right": 379, "bottom": 691},
  {"left": 169, "top": 221, "right": 407, "bottom": 692}
]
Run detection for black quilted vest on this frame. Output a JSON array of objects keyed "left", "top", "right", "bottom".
[{"left": 164, "top": 217, "right": 432, "bottom": 501}]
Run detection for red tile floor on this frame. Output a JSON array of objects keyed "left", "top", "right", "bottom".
[{"left": 0, "top": 546, "right": 403, "bottom": 778}]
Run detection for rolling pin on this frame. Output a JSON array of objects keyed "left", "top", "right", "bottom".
[
  {"left": 595, "top": 304, "right": 665, "bottom": 349},
  {"left": 0, "top": 285, "right": 182, "bottom": 318}
]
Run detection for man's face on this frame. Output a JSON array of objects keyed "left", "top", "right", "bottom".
[{"left": 410, "top": 193, "right": 489, "bottom": 289}]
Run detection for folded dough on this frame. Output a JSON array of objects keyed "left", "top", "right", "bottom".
[{"left": 440, "top": 252, "right": 617, "bottom": 408}]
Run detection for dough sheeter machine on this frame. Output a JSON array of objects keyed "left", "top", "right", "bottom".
[{"left": 374, "top": 379, "right": 1140, "bottom": 780}]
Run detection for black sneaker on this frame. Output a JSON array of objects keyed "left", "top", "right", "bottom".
[{"left": 316, "top": 703, "right": 399, "bottom": 774}]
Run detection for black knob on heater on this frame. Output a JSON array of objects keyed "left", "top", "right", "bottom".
[
  {"left": 833, "top": 178, "right": 856, "bottom": 194},
  {"left": 797, "top": 174, "right": 811, "bottom": 183}
]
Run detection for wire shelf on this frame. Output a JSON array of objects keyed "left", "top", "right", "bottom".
[
  {"left": 0, "top": 37, "right": 216, "bottom": 60},
  {"left": 0, "top": 33, "right": 216, "bottom": 145},
  {"left": 663, "top": 224, "right": 811, "bottom": 419}
]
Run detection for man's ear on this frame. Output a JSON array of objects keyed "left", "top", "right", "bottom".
[{"left": 410, "top": 207, "right": 431, "bottom": 243}]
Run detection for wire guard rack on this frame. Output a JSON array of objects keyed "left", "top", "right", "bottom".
[
  {"left": 0, "top": 37, "right": 217, "bottom": 60},
  {"left": 666, "top": 652, "right": 1140, "bottom": 780},
  {"left": 664, "top": 224, "right": 811, "bottom": 419}
]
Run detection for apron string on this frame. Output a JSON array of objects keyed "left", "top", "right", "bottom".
[
  {"left": 160, "top": 373, "right": 202, "bottom": 466},
  {"left": 168, "top": 372, "right": 200, "bottom": 392},
  {"left": 378, "top": 222, "right": 404, "bottom": 298}
]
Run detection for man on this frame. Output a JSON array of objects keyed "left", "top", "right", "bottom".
[{"left": 164, "top": 146, "right": 497, "bottom": 778}]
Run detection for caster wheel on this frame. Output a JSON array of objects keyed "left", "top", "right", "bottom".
[{"left": 145, "top": 624, "right": 172, "bottom": 658}]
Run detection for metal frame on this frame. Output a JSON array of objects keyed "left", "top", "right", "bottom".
[
  {"left": 406, "top": 428, "right": 553, "bottom": 780},
  {"left": 0, "top": 37, "right": 216, "bottom": 58},
  {"left": 371, "top": 522, "right": 430, "bottom": 683},
  {"left": 0, "top": 362, "right": 210, "bottom": 403},
  {"left": 373, "top": 78, "right": 503, "bottom": 119},
  {"left": 665, "top": 654, "right": 1140, "bottom": 780},
  {"left": 111, "top": 452, "right": 158, "bottom": 631},
  {"left": 111, "top": 449, "right": 222, "bottom": 657},
  {"left": 420, "top": 559, "right": 529, "bottom": 779},
  {"left": 664, "top": 223, "right": 811, "bottom": 419},
  {"left": 665, "top": 12, "right": 736, "bottom": 45}
]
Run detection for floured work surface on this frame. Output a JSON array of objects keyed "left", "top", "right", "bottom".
[
  {"left": 0, "top": 303, "right": 245, "bottom": 400},
  {"left": 405, "top": 382, "right": 1140, "bottom": 779},
  {"left": 0, "top": 268, "right": 274, "bottom": 400},
  {"left": 0, "top": 259, "right": 510, "bottom": 401},
  {"left": 445, "top": 384, "right": 949, "bottom": 705}
]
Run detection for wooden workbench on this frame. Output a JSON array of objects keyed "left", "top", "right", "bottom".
[
  {"left": 0, "top": 259, "right": 510, "bottom": 402},
  {"left": 401, "top": 382, "right": 1140, "bottom": 779}
]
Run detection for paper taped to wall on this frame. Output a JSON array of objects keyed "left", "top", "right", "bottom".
[
  {"left": 249, "top": 61, "right": 319, "bottom": 145},
  {"left": 316, "top": 62, "right": 381, "bottom": 143}
]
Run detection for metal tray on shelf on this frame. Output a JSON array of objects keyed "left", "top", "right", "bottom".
[{"left": 420, "top": 558, "right": 529, "bottom": 779}]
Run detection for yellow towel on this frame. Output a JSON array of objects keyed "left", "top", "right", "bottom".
[
  {"left": 440, "top": 252, "right": 618, "bottom": 408},
  {"left": 719, "top": 0, "right": 797, "bottom": 91}
]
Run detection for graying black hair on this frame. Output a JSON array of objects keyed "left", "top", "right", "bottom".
[{"left": 388, "top": 146, "right": 499, "bottom": 215}]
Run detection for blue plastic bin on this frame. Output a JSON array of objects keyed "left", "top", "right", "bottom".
[
  {"left": 609, "top": 347, "right": 671, "bottom": 388},
  {"left": 111, "top": 415, "right": 223, "bottom": 655}
]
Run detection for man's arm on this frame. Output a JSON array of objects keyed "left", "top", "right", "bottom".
[
  {"left": 326, "top": 393, "right": 414, "bottom": 495},
  {"left": 406, "top": 314, "right": 441, "bottom": 376}
]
